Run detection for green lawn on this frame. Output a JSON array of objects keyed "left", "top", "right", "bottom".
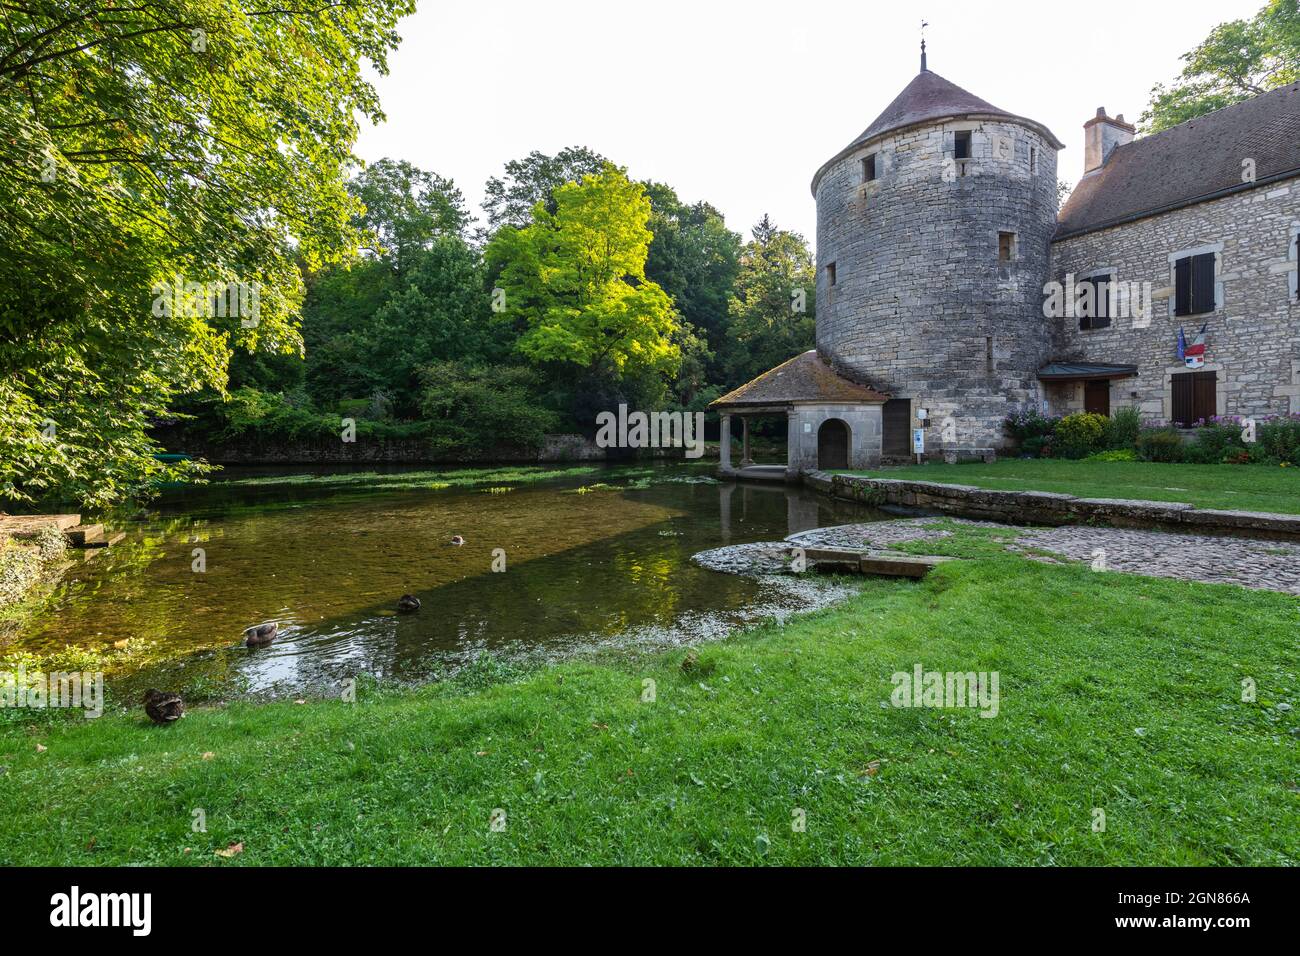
[
  {"left": 845, "top": 459, "right": 1300, "bottom": 515},
  {"left": 1, "top": 528, "right": 1294, "bottom": 866}
]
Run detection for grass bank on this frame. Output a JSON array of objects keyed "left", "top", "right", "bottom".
[
  {"left": 845, "top": 459, "right": 1300, "bottom": 515},
  {"left": 1, "top": 527, "right": 1294, "bottom": 866}
]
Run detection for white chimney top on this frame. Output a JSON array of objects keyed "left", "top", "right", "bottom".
[{"left": 1083, "top": 107, "right": 1136, "bottom": 175}]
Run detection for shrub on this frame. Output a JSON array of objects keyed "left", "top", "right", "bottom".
[
  {"left": 1005, "top": 410, "right": 1058, "bottom": 442},
  {"left": 1054, "top": 412, "right": 1108, "bottom": 459},
  {"left": 418, "top": 362, "right": 558, "bottom": 455},
  {"left": 1255, "top": 415, "right": 1300, "bottom": 465},
  {"left": 1103, "top": 406, "right": 1141, "bottom": 450},
  {"left": 1020, "top": 435, "right": 1051, "bottom": 459},
  {"left": 1136, "top": 426, "right": 1186, "bottom": 462},
  {"left": 1187, "top": 421, "right": 1246, "bottom": 464}
]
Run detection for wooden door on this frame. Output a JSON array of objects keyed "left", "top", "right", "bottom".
[
  {"left": 1171, "top": 371, "right": 1217, "bottom": 425},
  {"left": 882, "top": 399, "right": 911, "bottom": 457},
  {"left": 1084, "top": 380, "right": 1110, "bottom": 417}
]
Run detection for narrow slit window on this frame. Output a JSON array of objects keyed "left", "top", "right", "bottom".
[
  {"left": 954, "top": 131, "right": 972, "bottom": 160},
  {"left": 862, "top": 153, "right": 878, "bottom": 182},
  {"left": 998, "top": 232, "right": 1016, "bottom": 262},
  {"left": 826, "top": 262, "right": 837, "bottom": 287},
  {"left": 1030, "top": 146, "right": 1038, "bottom": 175}
]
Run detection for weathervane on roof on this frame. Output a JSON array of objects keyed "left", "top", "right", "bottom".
[{"left": 920, "top": 20, "right": 929, "bottom": 72}]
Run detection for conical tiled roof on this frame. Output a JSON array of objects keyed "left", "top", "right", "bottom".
[
  {"left": 856, "top": 70, "right": 1013, "bottom": 146},
  {"left": 811, "top": 69, "right": 1063, "bottom": 194}
]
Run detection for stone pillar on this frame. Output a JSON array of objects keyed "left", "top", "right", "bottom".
[
  {"left": 718, "top": 482, "right": 734, "bottom": 542},
  {"left": 787, "top": 408, "right": 800, "bottom": 480},
  {"left": 740, "top": 417, "right": 753, "bottom": 467},
  {"left": 719, "top": 414, "right": 732, "bottom": 470}
]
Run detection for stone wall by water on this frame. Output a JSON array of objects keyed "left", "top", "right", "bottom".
[
  {"left": 803, "top": 470, "right": 1300, "bottom": 539},
  {"left": 165, "top": 433, "right": 710, "bottom": 465}
]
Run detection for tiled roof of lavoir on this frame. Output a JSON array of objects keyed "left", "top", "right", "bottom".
[
  {"left": 811, "top": 69, "right": 1064, "bottom": 194},
  {"left": 1057, "top": 82, "right": 1300, "bottom": 240},
  {"left": 1038, "top": 362, "right": 1139, "bottom": 381},
  {"left": 709, "top": 351, "right": 889, "bottom": 408}
]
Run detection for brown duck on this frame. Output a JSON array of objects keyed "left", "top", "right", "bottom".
[
  {"left": 243, "top": 622, "right": 278, "bottom": 647},
  {"left": 143, "top": 689, "right": 184, "bottom": 724}
]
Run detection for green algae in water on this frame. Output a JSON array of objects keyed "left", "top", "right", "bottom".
[{"left": 15, "top": 463, "right": 885, "bottom": 700}]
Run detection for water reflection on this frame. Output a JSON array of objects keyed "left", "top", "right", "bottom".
[{"left": 22, "top": 465, "right": 884, "bottom": 698}]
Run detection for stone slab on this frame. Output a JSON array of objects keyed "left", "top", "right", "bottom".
[
  {"left": 859, "top": 553, "right": 955, "bottom": 578},
  {"left": 0, "top": 514, "right": 81, "bottom": 534}
]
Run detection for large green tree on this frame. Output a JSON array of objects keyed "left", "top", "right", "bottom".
[
  {"left": 721, "top": 215, "right": 816, "bottom": 388},
  {"left": 0, "top": 0, "right": 414, "bottom": 507},
  {"left": 1141, "top": 0, "right": 1299, "bottom": 132},
  {"left": 642, "top": 182, "right": 741, "bottom": 374},
  {"left": 302, "top": 236, "right": 501, "bottom": 415},
  {"left": 480, "top": 145, "right": 609, "bottom": 231},
  {"left": 351, "top": 157, "right": 471, "bottom": 271},
  {"left": 485, "top": 166, "right": 680, "bottom": 383}
]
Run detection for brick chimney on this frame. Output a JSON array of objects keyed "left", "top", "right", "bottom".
[{"left": 1083, "top": 107, "right": 1135, "bottom": 174}]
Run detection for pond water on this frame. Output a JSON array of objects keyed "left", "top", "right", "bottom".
[{"left": 20, "top": 463, "right": 885, "bottom": 700}]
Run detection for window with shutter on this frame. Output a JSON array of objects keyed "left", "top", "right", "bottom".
[
  {"left": 1191, "top": 253, "right": 1216, "bottom": 313},
  {"left": 1175, "top": 256, "right": 1191, "bottom": 316},
  {"left": 1174, "top": 252, "right": 1216, "bottom": 315}
]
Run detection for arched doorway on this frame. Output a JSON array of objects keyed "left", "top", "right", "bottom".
[{"left": 817, "top": 418, "right": 850, "bottom": 469}]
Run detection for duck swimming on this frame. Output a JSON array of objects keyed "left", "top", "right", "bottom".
[
  {"left": 450, "top": 535, "right": 465, "bottom": 546},
  {"left": 243, "top": 621, "right": 278, "bottom": 647},
  {"left": 397, "top": 594, "right": 421, "bottom": 613}
]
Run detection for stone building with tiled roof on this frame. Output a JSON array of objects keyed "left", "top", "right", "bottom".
[{"left": 714, "top": 51, "right": 1300, "bottom": 478}]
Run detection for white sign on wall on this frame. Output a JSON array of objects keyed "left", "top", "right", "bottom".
[{"left": 912, "top": 429, "right": 925, "bottom": 454}]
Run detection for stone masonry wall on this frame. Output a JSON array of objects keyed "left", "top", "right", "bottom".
[
  {"left": 1050, "top": 181, "right": 1300, "bottom": 421},
  {"left": 786, "top": 404, "right": 883, "bottom": 473},
  {"left": 815, "top": 117, "right": 1059, "bottom": 452}
]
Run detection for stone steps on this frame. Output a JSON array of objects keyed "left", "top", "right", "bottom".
[
  {"left": 1, "top": 513, "right": 124, "bottom": 551},
  {"left": 65, "top": 524, "right": 105, "bottom": 546},
  {"left": 803, "top": 547, "right": 955, "bottom": 578}
]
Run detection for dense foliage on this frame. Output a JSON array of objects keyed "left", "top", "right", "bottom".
[
  {"left": 0, "top": 7, "right": 816, "bottom": 507},
  {"left": 1141, "top": 0, "right": 1299, "bottom": 132},
  {"left": 163, "top": 152, "right": 814, "bottom": 483},
  {"left": 0, "top": 0, "right": 416, "bottom": 506},
  {"left": 1006, "top": 407, "right": 1300, "bottom": 466}
]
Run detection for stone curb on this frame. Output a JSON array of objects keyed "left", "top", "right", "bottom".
[{"left": 806, "top": 471, "right": 1300, "bottom": 540}]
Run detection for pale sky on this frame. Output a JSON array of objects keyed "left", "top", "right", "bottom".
[{"left": 355, "top": 0, "right": 1266, "bottom": 248}]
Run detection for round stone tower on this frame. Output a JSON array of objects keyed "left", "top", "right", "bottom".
[{"left": 811, "top": 61, "right": 1063, "bottom": 457}]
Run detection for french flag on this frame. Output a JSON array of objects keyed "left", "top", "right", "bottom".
[{"left": 1181, "top": 324, "right": 1208, "bottom": 369}]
